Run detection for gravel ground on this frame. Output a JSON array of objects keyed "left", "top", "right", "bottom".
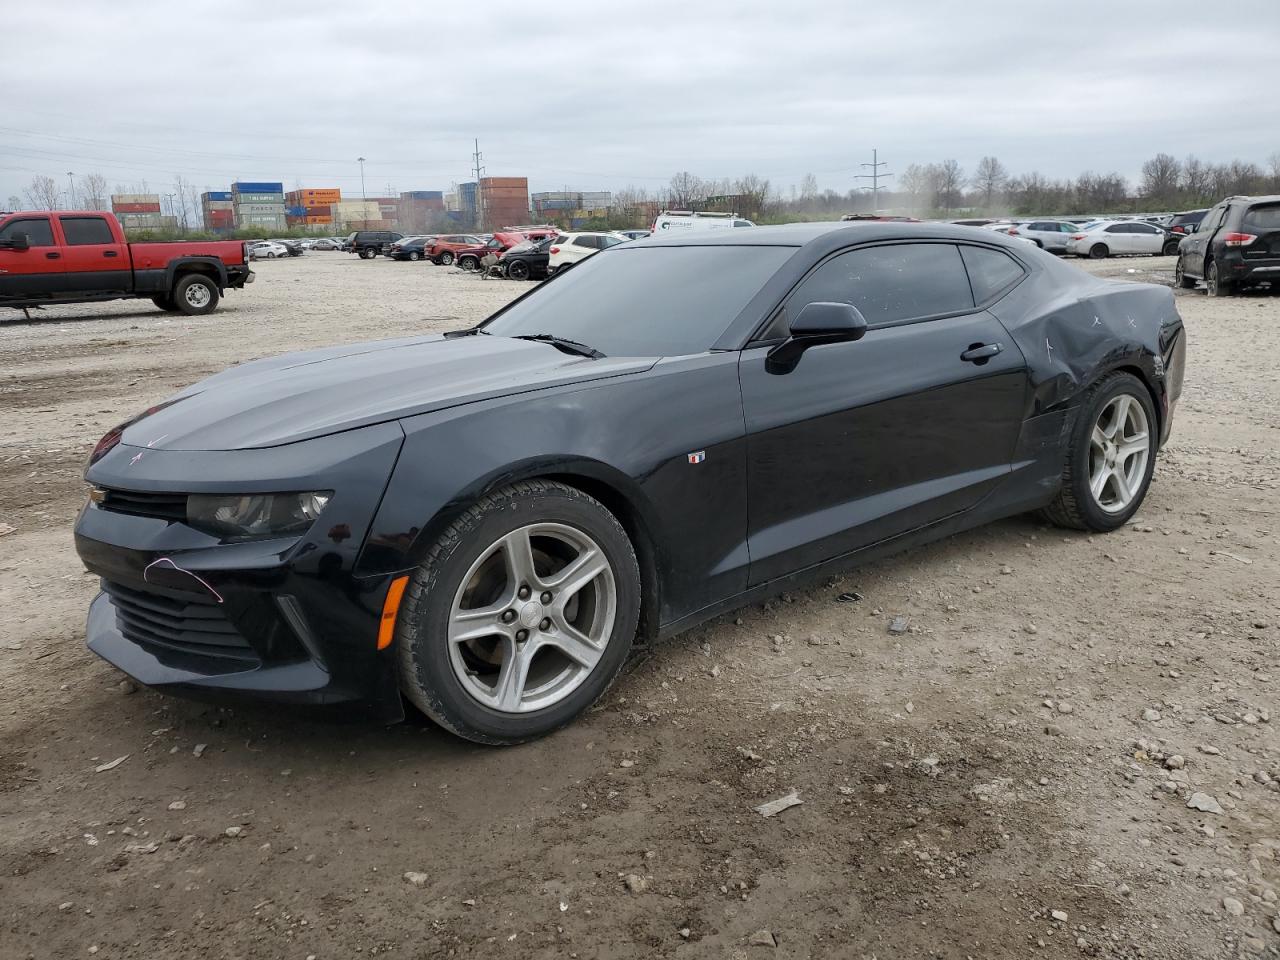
[{"left": 1, "top": 251, "right": 1277, "bottom": 960}]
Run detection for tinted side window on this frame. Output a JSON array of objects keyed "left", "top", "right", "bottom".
[
  {"left": 554, "top": 234, "right": 569, "bottom": 244},
  {"left": 572, "top": 236, "right": 599, "bottom": 250},
  {"left": 790, "top": 243, "right": 974, "bottom": 328},
  {"left": 959, "top": 246, "right": 1025, "bottom": 304},
  {"left": 60, "top": 217, "right": 115, "bottom": 245},
  {"left": 1131, "top": 223, "right": 1157, "bottom": 234},
  {"left": 1105, "top": 224, "right": 1127, "bottom": 234},
  {"left": 0, "top": 217, "right": 55, "bottom": 246}
]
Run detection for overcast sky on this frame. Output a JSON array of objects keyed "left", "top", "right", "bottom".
[{"left": 4, "top": 1, "right": 1278, "bottom": 206}]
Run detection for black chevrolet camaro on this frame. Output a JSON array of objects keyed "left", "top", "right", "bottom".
[{"left": 74, "top": 223, "right": 1186, "bottom": 744}]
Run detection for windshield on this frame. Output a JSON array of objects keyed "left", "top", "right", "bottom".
[{"left": 482, "top": 246, "right": 795, "bottom": 357}]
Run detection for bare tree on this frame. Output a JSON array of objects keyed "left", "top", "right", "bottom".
[
  {"left": 971, "top": 156, "right": 1008, "bottom": 210},
  {"left": 24, "top": 175, "right": 60, "bottom": 210},
  {"left": 1140, "top": 153, "right": 1181, "bottom": 205},
  {"left": 80, "top": 172, "right": 108, "bottom": 210},
  {"left": 173, "top": 174, "right": 196, "bottom": 232},
  {"left": 932, "top": 159, "right": 964, "bottom": 213},
  {"left": 898, "top": 163, "right": 931, "bottom": 214},
  {"left": 798, "top": 173, "right": 819, "bottom": 204},
  {"left": 666, "top": 171, "right": 705, "bottom": 208},
  {"left": 1181, "top": 156, "right": 1210, "bottom": 202},
  {"left": 733, "top": 174, "right": 771, "bottom": 219},
  {"left": 1268, "top": 152, "right": 1280, "bottom": 191},
  {"left": 7, "top": 195, "right": 21, "bottom": 211}
]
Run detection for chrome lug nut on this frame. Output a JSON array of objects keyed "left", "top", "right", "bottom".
[
  {"left": 540, "top": 591, "right": 552, "bottom": 604},
  {"left": 539, "top": 618, "right": 551, "bottom": 631},
  {"left": 501, "top": 609, "right": 517, "bottom": 623},
  {"left": 516, "top": 629, "right": 529, "bottom": 642},
  {"left": 518, "top": 585, "right": 531, "bottom": 600}
]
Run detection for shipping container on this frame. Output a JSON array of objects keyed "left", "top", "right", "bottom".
[
  {"left": 201, "top": 191, "right": 233, "bottom": 202},
  {"left": 202, "top": 201, "right": 235, "bottom": 211},
  {"left": 113, "top": 202, "right": 163, "bottom": 214},
  {"left": 480, "top": 177, "right": 528, "bottom": 187},
  {"left": 232, "top": 181, "right": 284, "bottom": 195},
  {"left": 401, "top": 190, "right": 443, "bottom": 200},
  {"left": 233, "top": 192, "right": 284, "bottom": 205},
  {"left": 111, "top": 193, "right": 161, "bottom": 205}
]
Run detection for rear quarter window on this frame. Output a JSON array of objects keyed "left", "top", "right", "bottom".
[
  {"left": 60, "top": 217, "right": 115, "bottom": 245},
  {"left": 960, "top": 246, "right": 1026, "bottom": 304}
]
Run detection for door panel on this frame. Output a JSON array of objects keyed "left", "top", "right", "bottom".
[
  {"left": 740, "top": 311, "right": 1028, "bottom": 585},
  {"left": 56, "top": 216, "right": 130, "bottom": 295},
  {"left": 0, "top": 216, "right": 62, "bottom": 299}
]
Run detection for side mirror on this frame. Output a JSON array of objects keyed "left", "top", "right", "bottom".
[
  {"left": 767, "top": 301, "right": 868, "bottom": 373},
  {"left": 0, "top": 233, "right": 30, "bottom": 251}
]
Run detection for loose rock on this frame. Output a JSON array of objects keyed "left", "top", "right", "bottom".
[
  {"left": 624, "top": 874, "right": 648, "bottom": 894},
  {"left": 1186, "top": 793, "right": 1224, "bottom": 815},
  {"left": 403, "top": 872, "right": 429, "bottom": 887},
  {"left": 748, "top": 929, "right": 777, "bottom": 947},
  {"left": 1222, "top": 897, "right": 1244, "bottom": 917},
  {"left": 754, "top": 791, "right": 803, "bottom": 817}
]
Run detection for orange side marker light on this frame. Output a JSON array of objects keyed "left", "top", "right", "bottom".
[{"left": 377, "top": 575, "right": 410, "bottom": 650}]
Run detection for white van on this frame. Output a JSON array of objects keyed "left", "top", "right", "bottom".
[{"left": 651, "top": 210, "right": 755, "bottom": 233}]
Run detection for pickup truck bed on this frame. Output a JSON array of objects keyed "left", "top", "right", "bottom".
[{"left": 0, "top": 210, "right": 253, "bottom": 317}]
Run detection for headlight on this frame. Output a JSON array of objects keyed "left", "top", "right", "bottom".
[{"left": 186, "top": 491, "right": 332, "bottom": 540}]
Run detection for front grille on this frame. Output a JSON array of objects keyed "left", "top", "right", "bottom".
[
  {"left": 103, "top": 580, "right": 259, "bottom": 665},
  {"left": 98, "top": 488, "right": 188, "bottom": 522}
]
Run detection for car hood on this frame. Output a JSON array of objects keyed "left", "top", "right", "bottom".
[{"left": 120, "top": 333, "right": 657, "bottom": 451}]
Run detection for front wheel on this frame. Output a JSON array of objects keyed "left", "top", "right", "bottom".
[
  {"left": 1088, "top": 243, "right": 1109, "bottom": 259},
  {"left": 396, "top": 480, "right": 641, "bottom": 745},
  {"left": 438, "top": 251, "right": 455, "bottom": 266},
  {"left": 1040, "top": 372, "right": 1156, "bottom": 532},
  {"left": 408, "top": 251, "right": 421, "bottom": 261},
  {"left": 1162, "top": 240, "right": 1181, "bottom": 256},
  {"left": 173, "top": 274, "right": 220, "bottom": 316},
  {"left": 458, "top": 255, "right": 479, "bottom": 272},
  {"left": 1174, "top": 259, "right": 1196, "bottom": 289},
  {"left": 359, "top": 248, "right": 376, "bottom": 260},
  {"left": 507, "top": 259, "right": 530, "bottom": 281}
]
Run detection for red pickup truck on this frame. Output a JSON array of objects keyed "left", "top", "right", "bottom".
[{"left": 0, "top": 210, "right": 253, "bottom": 317}]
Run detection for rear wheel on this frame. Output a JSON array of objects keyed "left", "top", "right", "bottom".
[
  {"left": 173, "top": 274, "right": 219, "bottom": 316},
  {"left": 1088, "top": 243, "right": 1109, "bottom": 259},
  {"left": 408, "top": 251, "right": 421, "bottom": 261},
  {"left": 1162, "top": 239, "right": 1181, "bottom": 256},
  {"left": 359, "top": 247, "right": 376, "bottom": 260},
  {"left": 1206, "top": 260, "right": 1231, "bottom": 297},
  {"left": 1174, "top": 258, "right": 1196, "bottom": 289},
  {"left": 396, "top": 480, "right": 641, "bottom": 745},
  {"left": 439, "top": 251, "right": 455, "bottom": 266},
  {"left": 458, "top": 255, "right": 479, "bottom": 272},
  {"left": 507, "top": 259, "right": 530, "bottom": 281},
  {"left": 1040, "top": 372, "right": 1156, "bottom": 532}
]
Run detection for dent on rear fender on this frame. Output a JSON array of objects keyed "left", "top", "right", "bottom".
[{"left": 995, "top": 281, "right": 1178, "bottom": 418}]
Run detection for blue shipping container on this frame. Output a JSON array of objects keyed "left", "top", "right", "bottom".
[
  {"left": 402, "top": 190, "right": 443, "bottom": 200},
  {"left": 202, "top": 191, "right": 233, "bottom": 202},
  {"left": 232, "top": 181, "right": 284, "bottom": 194}
]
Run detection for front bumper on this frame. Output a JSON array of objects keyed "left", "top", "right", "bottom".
[{"left": 74, "top": 425, "right": 408, "bottom": 721}]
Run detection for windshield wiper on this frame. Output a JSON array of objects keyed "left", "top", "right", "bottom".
[{"left": 513, "top": 334, "right": 606, "bottom": 359}]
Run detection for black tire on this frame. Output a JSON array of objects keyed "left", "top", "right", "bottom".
[
  {"left": 439, "top": 251, "right": 455, "bottom": 266},
  {"left": 1206, "top": 260, "right": 1230, "bottom": 297},
  {"left": 408, "top": 251, "right": 421, "bottom": 262},
  {"left": 1174, "top": 258, "right": 1196, "bottom": 289},
  {"left": 151, "top": 294, "right": 179, "bottom": 312},
  {"left": 172, "top": 274, "right": 220, "bottom": 317},
  {"left": 396, "top": 480, "right": 641, "bottom": 745},
  {"left": 1039, "top": 372, "right": 1157, "bottom": 532},
  {"left": 458, "top": 255, "right": 478, "bottom": 272},
  {"left": 359, "top": 247, "right": 376, "bottom": 260},
  {"left": 507, "top": 259, "right": 530, "bottom": 281},
  {"left": 1162, "top": 239, "right": 1180, "bottom": 256},
  {"left": 1088, "top": 243, "right": 1109, "bottom": 259}
]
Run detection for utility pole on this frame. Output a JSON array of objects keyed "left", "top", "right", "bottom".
[
  {"left": 471, "top": 138, "right": 485, "bottom": 231},
  {"left": 854, "top": 149, "right": 893, "bottom": 213},
  {"left": 164, "top": 193, "right": 176, "bottom": 222},
  {"left": 66, "top": 172, "right": 75, "bottom": 210},
  {"left": 357, "top": 157, "right": 367, "bottom": 200}
]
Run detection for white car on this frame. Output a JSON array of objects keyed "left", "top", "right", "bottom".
[
  {"left": 248, "top": 241, "right": 289, "bottom": 260},
  {"left": 1065, "top": 221, "right": 1177, "bottom": 259},
  {"left": 548, "top": 231, "right": 630, "bottom": 273},
  {"left": 1005, "top": 220, "right": 1081, "bottom": 252},
  {"left": 652, "top": 210, "right": 754, "bottom": 233}
]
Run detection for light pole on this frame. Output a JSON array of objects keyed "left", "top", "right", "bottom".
[
  {"left": 357, "top": 157, "right": 367, "bottom": 201},
  {"left": 66, "top": 171, "right": 75, "bottom": 210}
]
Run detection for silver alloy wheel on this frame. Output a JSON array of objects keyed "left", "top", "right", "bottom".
[
  {"left": 184, "top": 281, "right": 212, "bottom": 308},
  {"left": 447, "top": 522, "right": 616, "bottom": 713},
  {"left": 1088, "top": 393, "right": 1150, "bottom": 513}
]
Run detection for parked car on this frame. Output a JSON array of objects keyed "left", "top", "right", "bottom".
[
  {"left": 1167, "top": 209, "right": 1209, "bottom": 236},
  {"left": 1174, "top": 195, "right": 1280, "bottom": 296},
  {"left": 499, "top": 237, "right": 553, "bottom": 281},
  {"left": 617, "top": 229, "right": 651, "bottom": 241},
  {"left": 1004, "top": 220, "right": 1081, "bottom": 253},
  {"left": 652, "top": 210, "right": 754, "bottom": 232},
  {"left": 308, "top": 238, "right": 342, "bottom": 251},
  {"left": 389, "top": 237, "right": 433, "bottom": 261},
  {"left": 0, "top": 210, "right": 252, "bottom": 316},
  {"left": 348, "top": 231, "right": 403, "bottom": 259},
  {"left": 455, "top": 231, "right": 558, "bottom": 272},
  {"left": 425, "top": 234, "right": 484, "bottom": 266},
  {"left": 269, "top": 239, "right": 305, "bottom": 257},
  {"left": 548, "top": 231, "right": 630, "bottom": 274},
  {"left": 74, "top": 222, "right": 1184, "bottom": 743},
  {"left": 249, "top": 241, "right": 289, "bottom": 260},
  {"left": 1065, "top": 221, "right": 1180, "bottom": 258}
]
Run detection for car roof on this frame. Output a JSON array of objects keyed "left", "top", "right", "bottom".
[{"left": 632, "top": 220, "right": 1029, "bottom": 248}]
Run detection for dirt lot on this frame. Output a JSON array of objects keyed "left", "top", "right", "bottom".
[{"left": 1, "top": 251, "right": 1277, "bottom": 960}]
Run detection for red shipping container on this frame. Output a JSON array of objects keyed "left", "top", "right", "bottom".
[{"left": 114, "top": 202, "right": 163, "bottom": 214}]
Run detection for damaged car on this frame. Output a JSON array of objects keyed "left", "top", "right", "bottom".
[{"left": 74, "top": 223, "right": 1186, "bottom": 744}]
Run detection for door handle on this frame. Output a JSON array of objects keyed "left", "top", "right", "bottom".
[
  {"left": 45, "top": 251, "right": 61, "bottom": 260},
  {"left": 103, "top": 250, "right": 119, "bottom": 258},
  {"left": 961, "top": 342, "right": 1003, "bottom": 363}
]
